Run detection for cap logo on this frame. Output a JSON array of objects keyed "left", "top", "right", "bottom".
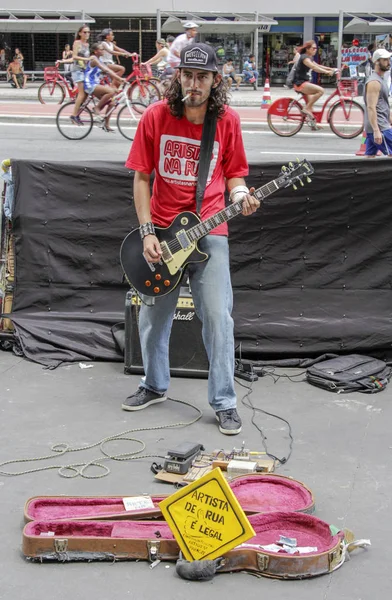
[{"left": 184, "top": 47, "right": 208, "bottom": 66}]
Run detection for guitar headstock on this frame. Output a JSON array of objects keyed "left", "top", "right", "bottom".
[{"left": 277, "top": 159, "right": 314, "bottom": 191}]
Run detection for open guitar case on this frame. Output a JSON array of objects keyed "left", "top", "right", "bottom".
[{"left": 22, "top": 473, "right": 369, "bottom": 578}]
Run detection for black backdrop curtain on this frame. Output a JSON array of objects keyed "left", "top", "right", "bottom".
[{"left": 7, "top": 159, "right": 392, "bottom": 367}]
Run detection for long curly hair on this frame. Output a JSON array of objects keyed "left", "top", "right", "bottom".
[{"left": 165, "top": 72, "right": 228, "bottom": 119}]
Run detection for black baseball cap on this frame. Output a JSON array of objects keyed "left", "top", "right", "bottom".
[{"left": 179, "top": 43, "right": 218, "bottom": 72}]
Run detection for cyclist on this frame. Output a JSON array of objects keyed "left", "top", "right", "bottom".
[
  {"left": 167, "top": 21, "right": 199, "bottom": 68},
  {"left": 143, "top": 38, "right": 172, "bottom": 94},
  {"left": 143, "top": 38, "right": 169, "bottom": 74},
  {"left": 97, "top": 28, "right": 133, "bottom": 85},
  {"left": 293, "top": 40, "right": 336, "bottom": 125},
  {"left": 70, "top": 25, "right": 91, "bottom": 124},
  {"left": 79, "top": 42, "right": 124, "bottom": 132}
]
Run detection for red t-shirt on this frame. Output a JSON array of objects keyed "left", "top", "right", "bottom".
[{"left": 125, "top": 101, "right": 249, "bottom": 236}]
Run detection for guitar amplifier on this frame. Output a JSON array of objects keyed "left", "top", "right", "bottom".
[{"left": 124, "top": 288, "right": 209, "bottom": 378}]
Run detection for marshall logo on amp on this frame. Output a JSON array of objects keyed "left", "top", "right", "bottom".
[
  {"left": 184, "top": 47, "right": 208, "bottom": 67},
  {"left": 173, "top": 310, "right": 194, "bottom": 321}
]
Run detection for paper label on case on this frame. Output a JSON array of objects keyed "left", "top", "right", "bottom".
[{"left": 122, "top": 496, "right": 155, "bottom": 511}]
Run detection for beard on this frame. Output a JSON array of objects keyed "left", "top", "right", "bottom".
[{"left": 379, "top": 63, "right": 391, "bottom": 72}]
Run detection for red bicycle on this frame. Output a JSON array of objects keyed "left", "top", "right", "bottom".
[
  {"left": 38, "top": 66, "right": 78, "bottom": 104},
  {"left": 123, "top": 54, "right": 161, "bottom": 107},
  {"left": 267, "top": 71, "right": 364, "bottom": 139}
]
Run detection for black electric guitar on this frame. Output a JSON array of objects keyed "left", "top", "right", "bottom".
[{"left": 120, "top": 159, "right": 314, "bottom": 298}]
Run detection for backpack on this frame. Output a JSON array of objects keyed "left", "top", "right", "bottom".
[
  {"left": 285, "top": 63, "right": 297, "bottom": 89},
  {"left": 306, "top": 354, "right": 392, "bottom": 394}
]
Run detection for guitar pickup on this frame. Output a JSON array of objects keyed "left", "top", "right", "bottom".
[
  {"left": 160, "top": 241, "right": 173, "bottom": 263},
  {"left": 176, "top": 229, "right": 191, "bottom": 250}
]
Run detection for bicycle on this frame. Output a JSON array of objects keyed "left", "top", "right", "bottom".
[
  {"left": 56, "top": 81, "right": 145, "bottom": 141},
  {"left": 38, "top": 65, "right": 78, "bottom": 104},
  {"left": 267, "top": 70, "right": 364, "bottom": 139},
  {"left": 101, "top": 54, "right": 161, "bottom": 111}
]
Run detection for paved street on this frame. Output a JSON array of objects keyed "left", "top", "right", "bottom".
[
  {"left": 0, "top": 84, "right": 388, "bottom": 600},
  {"left": 1, "top": 114, "right": 361, "bottom": 164}
]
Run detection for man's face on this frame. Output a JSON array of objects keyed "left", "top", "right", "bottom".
[
  {"left": 179, "top": 68, "right": 217, "bottom": 108},
  {"left": 186, "top": 28, "right": 198, "bottom": 39},
  {"left": 378, "top": 57, "right": 391, "bottom": 71}
]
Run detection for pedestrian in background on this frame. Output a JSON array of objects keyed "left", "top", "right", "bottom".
[
  {"left": 7, "top": 56, "right": 27, "bottom": 89},
  {"left": 14, "top": 48, "right": 24, "bottom": 70},
  {"left": 242, "top": 54, "right": 258, "bottom": 89},
  {"left": 62, "top": 44, "right": 73, "bottom": 72},
  {"left": 364, "top": 48, "right": 392, "bottom": 157}
]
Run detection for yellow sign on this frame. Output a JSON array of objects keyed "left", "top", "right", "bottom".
[{"left": 159, "top": 468, "right": 255, "bottom": 561}]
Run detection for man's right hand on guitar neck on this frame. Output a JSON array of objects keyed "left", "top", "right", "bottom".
[{"left": 143, "top": 235, "right": 162, "bottom": 263}]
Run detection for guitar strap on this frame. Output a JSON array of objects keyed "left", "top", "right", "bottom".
[{"left": 195, "top": 109, "right": 218, "bottom": 216}]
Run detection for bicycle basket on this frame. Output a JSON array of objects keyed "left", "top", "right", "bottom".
[
  {"left": 338, "top": 78, "right": 358, "bottom": 97},
  {"left": 44, "top": 67, "right": 59, "bottom": 82},
  {"left": 140, "top": 64, "right": 152, "bottom": 78}
]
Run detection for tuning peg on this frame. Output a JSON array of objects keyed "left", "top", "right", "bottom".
[
  {"left": 281, "top": 165, "right": 287, "bottom": 171},
  {"left": 292, "top": 184, "right": 297, "bottom": 191},
  {"left": 289, "top": 162, "right": 294, "bottom": 168},
  {"left": 296, "top": 158, "right": 300, "bottom": 162},
  {"left": 306, "top": 176, "right": 312, "bottom": 183},
  {"left": 299, "top": 179, "right": 304, "bottom": 187}
]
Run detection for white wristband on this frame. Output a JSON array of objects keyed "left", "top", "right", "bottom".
[{"left": 229, "top": 185, "right": 250, "bottom": 203}]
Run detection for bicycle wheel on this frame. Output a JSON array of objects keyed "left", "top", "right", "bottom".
[
  {"left": 128, "top": 80, "right": 161, "bottom": 106},
  {"left": 38, "top": 81, "right": 65, "bottom": 104},
  {"left": 117, "top": 102, "right": 146, "bottom": 141},
  {"left": 56, "top": 101, "right": 94, "bottom": 140},
  {"left": 267, "top": 98, "right": 304, "bottom": 137},
  {"left": 328, "top": 99, "right": 364, "bottom": 139}
]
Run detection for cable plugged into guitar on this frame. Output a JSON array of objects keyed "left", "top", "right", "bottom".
[{"left": 234, "top": 359, "right": 259, "bottom": 382}]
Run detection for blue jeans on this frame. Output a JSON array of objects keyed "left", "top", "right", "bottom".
[{"left": 138, "top": 234, "right": 236, "bottom": 412}]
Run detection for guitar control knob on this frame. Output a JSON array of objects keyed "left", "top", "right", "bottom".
[
  {"left": 153, "top": 287, "right": 160, "bottom": 294},
  {"left": 164, "top": 280, "right": 170, "bottom": 287},
  {"left": 145, "top": 280, "right": 152, "bottom": 287},
  {"left": 155, "top": 274, "right": 162, "bottom": 280}
]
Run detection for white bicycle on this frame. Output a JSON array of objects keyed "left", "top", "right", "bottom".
[{"left": 56, "top": 81, "right": 146, "bottom": 141}]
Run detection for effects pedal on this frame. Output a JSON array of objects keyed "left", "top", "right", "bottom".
[
  {"left": 234, "top": 360, "right": 259, "bottom": 382},
  {"left": 163, "top": 442, "right": 204, "bottom": 475}
]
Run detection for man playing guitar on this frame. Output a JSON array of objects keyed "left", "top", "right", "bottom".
[{"left": 123, "top": 43, "right": 259, "bottom": 435}]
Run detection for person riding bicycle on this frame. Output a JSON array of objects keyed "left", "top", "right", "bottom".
[
  {"left": 143, "top": 38, "right": 173, "bottom": 94},
  {"left": 97, "top": 28, "right": 134, "bottom": 86},
  {"left": 293, "top": 40, "right": 336, "bottom": 128},
  {"left": 167, "top": 22, "right": 199, "bottom": 69},
  {"left": 74, "top": 43, "right": 124, "bottom": 132}
]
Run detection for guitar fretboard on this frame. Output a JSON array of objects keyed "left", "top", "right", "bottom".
[{"left": 187, "top": 177, "right": 281, "bottom": 242}]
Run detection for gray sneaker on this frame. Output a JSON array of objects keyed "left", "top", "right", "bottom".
[
  {"left": 216, "top": 409, "right": 242, "bottom": 435},
  {"left": 122, "top": 387, "right": 166, "bottom": 411}
]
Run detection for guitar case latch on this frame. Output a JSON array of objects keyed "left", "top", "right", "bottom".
[
  {"left": 256, "top": 552, "right": 270, "bottom": 572},
  {"left": 147, "top": 540, "right": 161, "bottom": 562}
]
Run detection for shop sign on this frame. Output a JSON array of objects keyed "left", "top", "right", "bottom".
[
  {"left": 259, "top": 24, "right": 271, "bottom": 32},
  {"left": 159, "top": 467, "right": 255, "bottom": 561},
  {"left": 341, "top": 46, "right": 368, "bottom": 66}
]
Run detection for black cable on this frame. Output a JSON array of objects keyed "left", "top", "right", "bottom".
[
  {"left": 256, "top": 366, "right": 307, "bottom": 384},
  {"left": 235, "top": 376, "right": 294, "bottom": 467}
]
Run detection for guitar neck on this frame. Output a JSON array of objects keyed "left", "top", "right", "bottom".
[{"left": 187, "top": 178, "right": 281, "bottom": 242}]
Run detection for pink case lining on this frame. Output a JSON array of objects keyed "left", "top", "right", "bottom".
[
  {"left": 24, "top": 512, "right": 339, "bottom": 556},
  {"left": 25, "top": 474, "right": 314, "bottom": 521}
]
